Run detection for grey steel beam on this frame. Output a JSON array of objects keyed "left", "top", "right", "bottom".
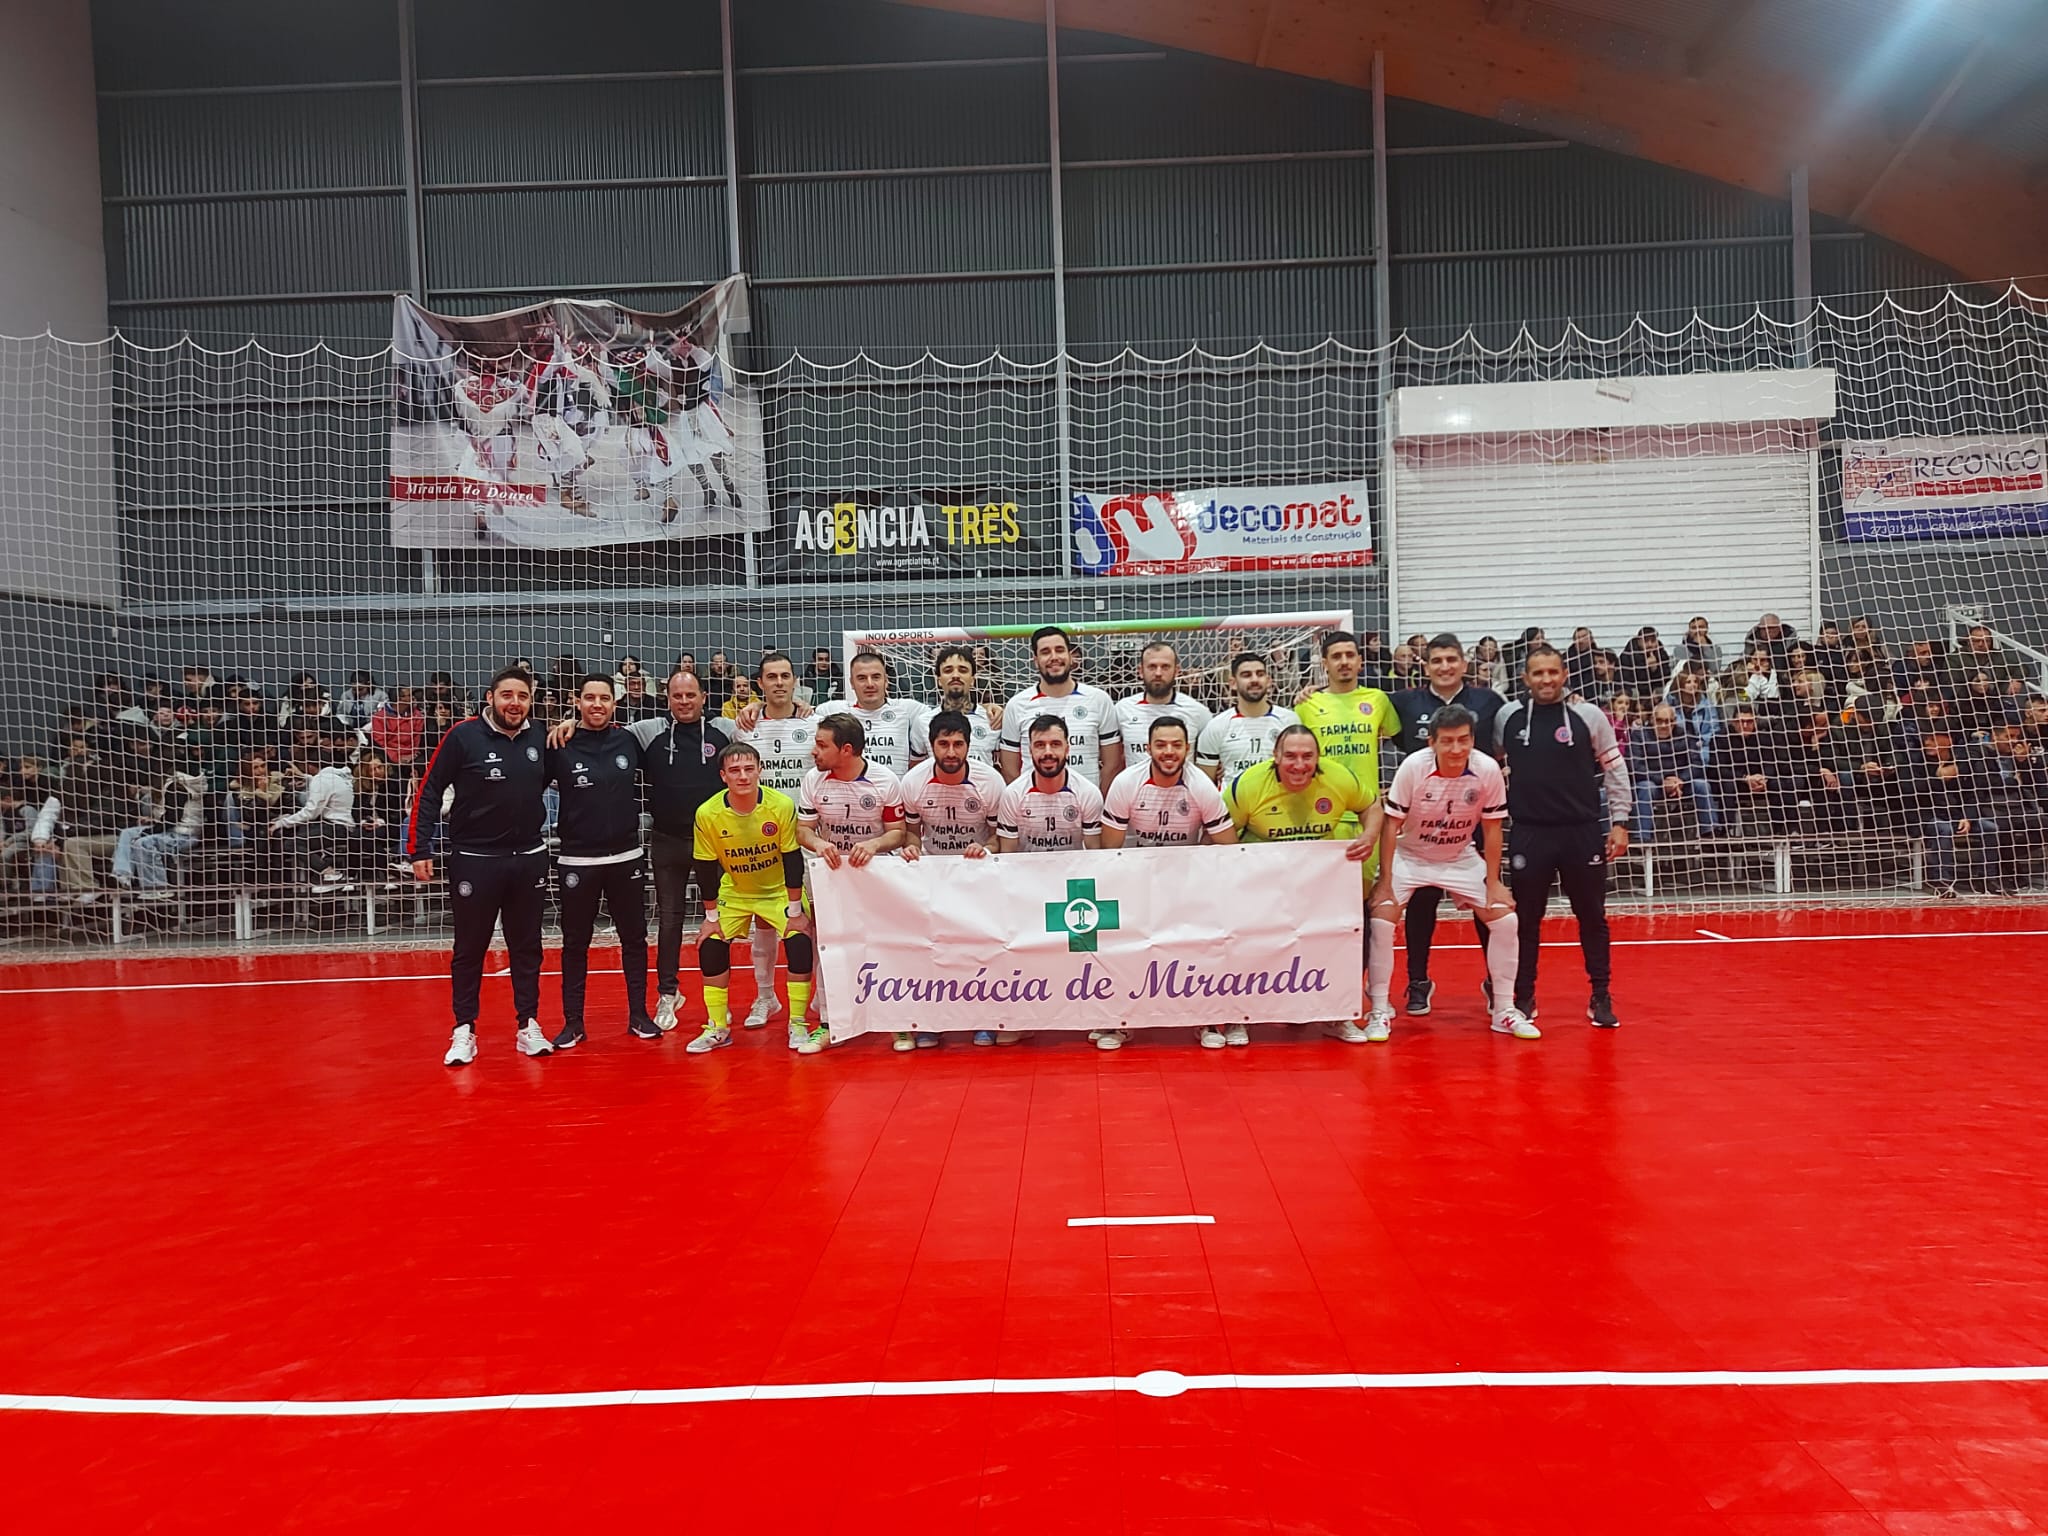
[
  {"left": 739, "top": 51, "right": 1163, "bottom": 77},
  {"left": 418, "top": 69, "right": 722, "bottom": 88},
  {"left": 1372, "top": 49, "right": 1395, "bottom": 642},
  {"left": 98, "top": 80, "right": 398, "bottom": 98},
  {"left": 106, "top": 186, "right": 407, "bottom": 207},
  {"left": 1790, "top": 163, "right": 1813, "bottom": 367},
  {"left": 1046, "top": 0, "right": 1073, "bottom": 538},
  {"left": 720, "top": 0, "right": 745, "bottom": 277},
  {"left": 396, "top": 0, "right": 427, "bottom": 301}
]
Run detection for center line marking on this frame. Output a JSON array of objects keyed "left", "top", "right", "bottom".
[
  {"left": 1067, "top": 1215, "right": 1215, "bottom": 1228},
  {"left": 1696, "top": 928, "right": 1733, "bottom": 941}
]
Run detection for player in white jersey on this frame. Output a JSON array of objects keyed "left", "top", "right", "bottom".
[
  {"left": 1368, "top": 703, "right": 1536, "bottom": 1044},
  {"left": 999, "top": 625, "right": 1123, "bottom": 787},
  {"left": 991, "top": 714, "right": 1103, "bottom": 1048},
  {"left": 732, "top": 650, "right": 814, "bottom": 1028},
  {"left": 910, "top": 644, "right": 1004, "bottom": 766},
  {"left": 1098, "top": 715, "right": 1238, "bottom": 1053},
  {"left": 1113, "top": 640, "right": 1215, "bottom": 763},
  {"left": 796, "top": 712, "right": 906, "bottom": 1052},
  {"left": 1197, "top": 651, "right": 1300, "bottom": 784},
  {"left": 896, "top": 709, "right": 1007, "bottom": 1051},
  {"left": 842, "top": 650, "right": 932, "bottom": 775}
]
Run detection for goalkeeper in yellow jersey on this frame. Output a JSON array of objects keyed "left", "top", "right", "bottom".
[
  {"left": 1225, "top": 724, "right": 1385, "bottom": 1041},
  {"left": 1294, "top": 629, "right": 1401, "bottom": 822},
  {"left": 685, "top": 742, "right": 821, "bottom": 1057}
]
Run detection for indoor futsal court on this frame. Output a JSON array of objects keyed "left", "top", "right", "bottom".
[{"left": 9, "top": 907, "right": 2048, "bottom": 1532}]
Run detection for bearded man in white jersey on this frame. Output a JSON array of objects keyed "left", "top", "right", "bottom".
[
  {"left": 1113, "top": 641, "right": 1215, "bottom": 765},
  {"left": 1197, "top": 652, "right": 1301, "bottom": 785},
  {"left": 1368, "top": 703, "right": 1538, "bottom": 1045},
  {"left": 1099, "top": 716, "right": 1237, "bottom": 1052},
  {"left": 896, "top": 709, "right": 1007, "bottom": 1051},
  {"left": 999, "top": 626, "right": 1124, "bottom": 787},
  {"left": 841, "top": 650, "right": 932, "bottom": 775},
  {"left": 991, "top": 715, "right": 1104, "bottom": 1047},
  {"left": 731, "top": 650, "right": 814, "bottom": 1028},
  {"left": 910, "top": 645, "right": 1004, "bottom": 765},
  {"left": 796, "top": 712, "right": 906, "bottom": 1050}
]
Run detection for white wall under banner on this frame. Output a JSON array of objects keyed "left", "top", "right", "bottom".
[{"left": 812, "top": 842, "right": 1363, "bottom": 1040}]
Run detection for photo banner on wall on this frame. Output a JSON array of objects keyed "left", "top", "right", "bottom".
[
  {"left": 1070, "top": 481, "right": 1373, "bottom": 577},
  {"left": 388, "top": 280, "right": 768, "bottom": 549},
  {"left": 1842, "top": 437, "right": 2048, "bottom": 540}
]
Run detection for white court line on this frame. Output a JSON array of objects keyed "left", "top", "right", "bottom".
[
  {"left": 3, "top": 928, "right": 2044, "bottom": 997},
  {"left": 1066, "top": 1215, "right": 1215, "bottom": 1228},
  {"left": 1696, "top": 928, "right": 1733, "bottom": 941},
  {"left": 7, "top": 1364, "right": 2048, "bottom": 1416}
]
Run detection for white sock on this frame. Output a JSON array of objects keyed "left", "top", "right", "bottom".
[
  {"left": 1369, "top": 917, "right": 1395, "bottom": 1011},
  {"left": 1483, "top": 910, "right": 1520, "bottom": 1013},
  {"left": 752, "top": 929, "right": 778, "bottom": 1009}
]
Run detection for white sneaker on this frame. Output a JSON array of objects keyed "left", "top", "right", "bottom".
[
  {"left": 685, "top": 1026, "right": 730, "bottom": 1055},
  {"left": 653, "top": 994, "right": 678, "bottom": 1032},
  {"left": 1224, "top": 1023, "right": 1250, "bottom": 1048},
  {"left": 796, "top": 1024, "right": 829, "bottom": 1056},
  {"left": 1491, "top": 1008, "right": 1542, "bottom": 1040},
  {"left": 1096, "top": 1029, "right": 1128, "bottom": 1051},
  {"left": 744, "top": 996, "right": 779, "bottom": 1029},
  {"left": 787, "top": 1023, "right": 806, "bottom": 1051},
  {"left": 1324, "top": 1020, "right": 1370, "bottom": 1042},
  {"left": 1087, "top": 1030, "right": 1109, "bottom": 1042},
  {"left": 1364, "top": 1007, "right": 1394, "bottom": 1044},
  {"left": 444, "top": 1024, "right": 477, "bottom": 1067},
  {"left": 516, "top": 1021, "right": 554, "bottom": 1056},
  {"left": 1199, "top": 1027, "right": 1227, "bottom": 1050},
  {"left": 892, "top": 1032, "right": 916, "bottom": 1053}
]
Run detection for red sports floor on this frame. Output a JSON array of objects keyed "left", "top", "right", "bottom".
[{"left": 7, "top": 908, "right": 2048, "bottom": 1534}]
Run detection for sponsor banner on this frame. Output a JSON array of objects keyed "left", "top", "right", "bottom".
[
  {"left": 813, "top": 841, "right": 1362, "bottom": 1040},
  {"left": 1842, "top": 437, "right": 2048, "bottom": 540},
  {"left": 1070, "top": 481, "right": 1373, "bottom": 577},
  {"left": 764, "top": 491, "right": 1047, "bottom": 578},
  {"left": 388, "top": 280, "right": 768, "bottom": 549}
]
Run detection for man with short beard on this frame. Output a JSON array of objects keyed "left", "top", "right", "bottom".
[
  {"left": 998, "top": 627, "right": 1123, "bottom": 787},
  {"left": 1112, "top": 641, "right": 1214, "bottom": 765},
  {"left": 1196, "top": 652, "right": 1299, "bottom": 785}
]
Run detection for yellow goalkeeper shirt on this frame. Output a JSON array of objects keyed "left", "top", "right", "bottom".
[{"left": 693, "top": 786, "right": 798, "bottom": 904}]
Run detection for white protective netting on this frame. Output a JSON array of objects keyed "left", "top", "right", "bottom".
[{"left": 1, "top": 282, "right": 2045, "bottom": 949}]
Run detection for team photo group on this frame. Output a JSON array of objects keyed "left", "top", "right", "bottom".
[{"left": 409, "top": 625, "right": 1626, "bottom": 1068}]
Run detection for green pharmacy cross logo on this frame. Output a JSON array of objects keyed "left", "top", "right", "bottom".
[{"left": 1044, "top": 878, "right": 1121, "bottom": 953}]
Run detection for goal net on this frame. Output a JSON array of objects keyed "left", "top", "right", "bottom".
[{"left": 0, "top": 281, "right": 2045, "bottom": 951}]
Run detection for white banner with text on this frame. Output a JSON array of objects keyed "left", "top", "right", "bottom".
[{"left": 813, "top": 842, "right": 1362, "bottom": 1040}]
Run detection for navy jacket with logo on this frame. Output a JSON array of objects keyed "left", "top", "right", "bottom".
[
  {"left": 629, "top": 713, "right": 733, "bottom": 839},
  {"left": 547, "top": 724, "right": 644, "bottom": 858},
  {"left": 406, "top": 711, "right": 549, "bottom": 858}
]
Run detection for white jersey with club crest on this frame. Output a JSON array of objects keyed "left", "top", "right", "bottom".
[
  {"left": 734, "top": 711, "right": 815, "bottom": 797},
  {"left": 995, "top": 771, "right": 1104, "bottom": 851},
  {"left": 797, "top": 763, "right": 904, "bottom": 852},
  {"left": 899, "top": 758, "right": 1007, "bottom": 854},
  {"left": 1100, "top": 763, "right": 1231, "bottom": 847}
]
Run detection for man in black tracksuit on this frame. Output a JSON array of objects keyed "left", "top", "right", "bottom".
[
  {"left": 409, "top": 665, "right": 553, "bottom": 1066},
  {"left": 547, "top": 673, "right": 655, "bottom": 1049},
  {"left": 628, "top": 668, "right": 732, "bottom": 1030},
  {"left": 1390, "top": 633, "right": 1505, "bottom": 1014},
  {"left": 1493, "top": 643, "right": 1632, "bottom": 1028}
]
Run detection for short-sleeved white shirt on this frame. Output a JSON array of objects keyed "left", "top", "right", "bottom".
[
  {"left": 1100, "top": 763, "right": 1231, "bottom": 847},
  {"left": 910, "top": 704, "right": 1002, "bottom": 767},
  {"left": 995, "top": 771, "right": 1105, "bottom": 851},
  {"left": 844, "top": 698, "right": 932, "bottom": 775},
  {"left": 999, "top": 682, "right": 1120, "bottom": 785},
  {"left": 1195, "top": 704, "right": 1300, "bottom": 781},
  {"left": 735, "top": 711, "right": 815, "bottom": 796},
  {"left": 797, "top": 762, "right": 904, "bottom": 852},
  {"left": 899, "top": 758, "right": 1007, "bottom": 854},
  {"left": 1384, "top": 748, "right": 1508, "bottom": 864},
  {"left": 1113, "top": 693, "right": 1216, "bottom": 762}
]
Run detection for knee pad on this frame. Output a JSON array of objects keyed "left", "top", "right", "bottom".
[
  {"left": 783, "top": 931, "right": 815, "bottom": 974},
  {"left": 696, "top": 935, "right": 731, "bottom": 974}
]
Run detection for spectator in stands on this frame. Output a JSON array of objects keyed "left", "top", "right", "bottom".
[
  {"left": 1785, "top": 648, "right": 1836, "bottom": 719},
  {"left": 1618, "top": 626, "right": 1671, "bottom": 702},
  {"left": 804, "top": 647, "right": 843, "bottom": 703},
  {"left": 1984, "top": 721, "right": 2046, "bottom": 889},
  {"left": 32, "top": 737, "right": 142, "bottom": 898},
  {"left": 1669, "top": 664, "right": 1720, "bottom": 748},
  {"left": 1731, "top": 645, "right": 1781, "bottom": 705},
  {"left": 270, "top": 727, "right": 355, "bottom": 894},
  {"left": 1839, "top": 652, "right": 1883, "bottom": 717},
  {"left": 1675, "top": 615, "right": 1721, "bottom": 683},
  {"left": 1631, "top": 703, "right": 1718, "bottom": 839},
  {"left": 1784, "top": 709, "right": 1855, "bottom": 834},
  {"left": 1582, "top": 649, "right": 1622, "bottom": 706},
  {"left": 1564, "top": 627, "right": 1600, "bottom": 695},
  {"left": 1849, "top": 615, "right": 1889, "bottom": 671},
  {"left": 1387, "top": 643, "right": 1423, "bottom": 690},
  {"left": 547, "top": 654, "right": 584, "bottom": 704},
  {"left": 1843, "top": 697, "right": 1905, "bottom": 837},
  {"left": 220, "top": 684, "right": 276, "bottom": 766},
  {"left": 92, "top": 673, "right": 142, "bottom": 728},
  {"left": 1957, "top": 667, "right": 2011, "bottom": 739},
  {"left": 367, "top": 685, "right": 425, "bottom": 766},
  {"left": 1356, "top": 631, "right": 1394, "bottom": 690},
  {"left": 141, "top": 677, "right": 178, "bottom": 733},
  {"left": 1911, "top": 726, "right": 2000, "bottom": 898},
  {"left": 343, "top": 746, "right": 406, "bottom": 880},
  {"left": 279, "top": 672, "right": 330, "bottom": 726},
  {"left": 719, "top": 673, "right": 758, "bottom": 721},
  {"left": 702, "top": 650, "right": 735, "bottom": 713},
  {"left": 613, "top": 653, "right": 645, "bottom": 696},
  {"left": 1812, "top": 621, "right": 1851, "bottom": 690},
  {"left": 1957, "top": 623, "right": 2025, "bottom": 689},
  {"left": 1745, "top": 612, "right": 1797, "bottom": 667},
  {"left": 114, "top": 741, "right": 208, "bottom": 895},
  {"left": 1709, "top": 703, "right": 1786, "bottom": 833},
  {"left": 179, "top": 664, "right": 216, "bottom": 725},
  {"left": 1896, "top": 640, "right": 1952, "bottom": 706},
  {"left": 230, "top": 748, "right": 286, "bottom": 871},
  {"left": 1, "top": 769, "right": 56, "bottom": 895},
  {"left": 1603, "top": 690, "right": 1639, "bottom": 749},
  {"left": 675, "top": 651, "right": 698, "bottom": 677},
  {"left": 2023, "top": 693, "right": 2048, "bottom": 749},
  {"left": 335, "top": 669, "right": 388, "bottom": 729},
  {"left": 1501, "top": 626, "right": 1546, "bottom": 689},
  {"left": 423, "top": 671, "right": 464, "bottom": 714},
  {"left": 423, "top": 701, "right": 460, "bottom": 759},
  {"left": 1471, "top": 636, "right": 1502, "bottom": 674},
  {"left": 1471, "top": 659, "right": 1505, "bottom": 696},
  {"left": 616, "top": 670, "right": 657, "bottom": 723}
]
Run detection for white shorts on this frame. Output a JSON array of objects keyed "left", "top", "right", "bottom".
[{"left": 1389, "top": 847, "right": 1494, "bottom": 911}]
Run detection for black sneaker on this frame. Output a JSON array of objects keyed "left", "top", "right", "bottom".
[
  {"left": 1404, "top": 978, "right": 1435, "bottom": 1015},
  {"left": 627, "top": 1015, "right": 661, "bottom": 1039},
  {"left": 1588, "top": 992, "right": 1620, "bottom": 1029},
  {"left": 552, "top": 1020, "right": 587, "bottom": 1050}
]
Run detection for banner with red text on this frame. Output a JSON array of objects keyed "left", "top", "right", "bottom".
[
  {"left": 388, "top": 280, "right": 767, "bottom": 548},
  {"left": 1069, "top": 481, "right": 1373, "bottom": 577},
  {"left": 1842, "top": 437, "right": 2048, "bottom": 539},
  {"left": 812, "top": 841, "right": 1362, "bottom": 1040}
]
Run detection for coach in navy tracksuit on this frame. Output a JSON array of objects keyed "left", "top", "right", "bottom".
[
  {"left": 1390, "top": 632, "right": 1506, "bottom": 1014},
  {"left": 409, "top": 665, "right": 552, "bottom": 1066},
  {"left": 546, "top": 673, "right": 654, "bottom": 1049}
]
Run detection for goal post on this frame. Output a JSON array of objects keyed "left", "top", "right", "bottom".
[{"left": 843, "top": 611, "right": 1355, "bottom": 705}]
